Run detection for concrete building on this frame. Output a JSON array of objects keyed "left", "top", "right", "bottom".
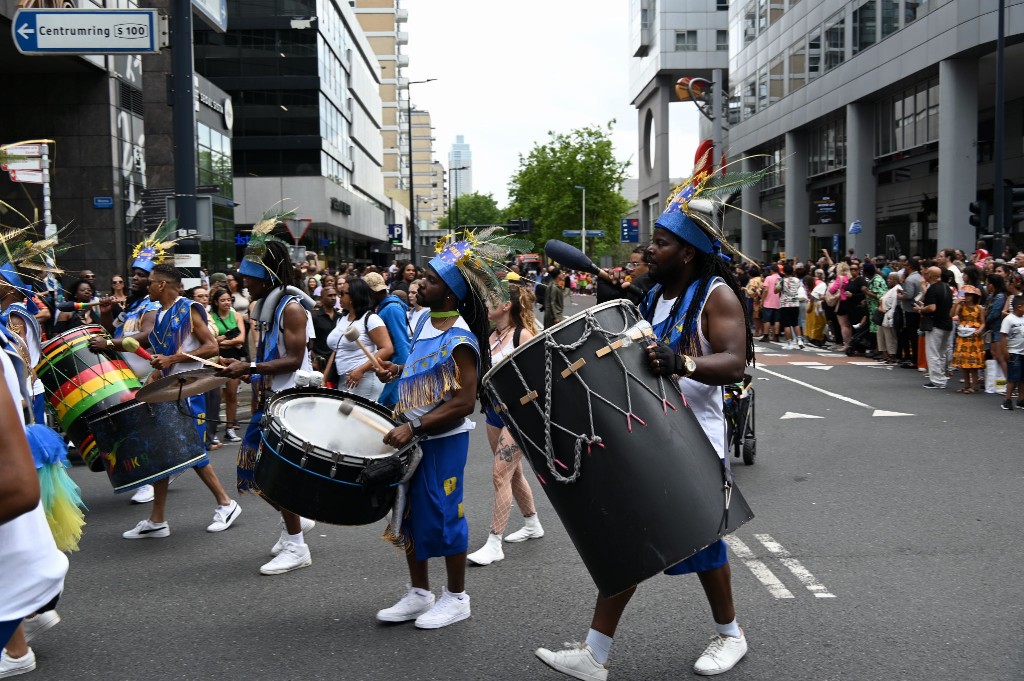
[
  {"left": 195, "top": 0, "right": 394, "bottom": 266},
  {"left": 448, "top": 134, "right": 473, "bottom": 199}
]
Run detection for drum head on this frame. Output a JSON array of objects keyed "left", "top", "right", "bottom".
[{"left": 274, "top": 394, "right": 394, "bottom": 458}]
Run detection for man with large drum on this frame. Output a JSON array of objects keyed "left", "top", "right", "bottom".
[{"left": 536, "top": 186, "right": 756, "bottom": 677}]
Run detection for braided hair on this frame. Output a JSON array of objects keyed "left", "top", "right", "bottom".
[
  {"left": 262, "top": 239, "right": 296, "bottom": 288},
  {"left": 456, "top": 289, "right": 494, "bottom": 408},
  {"left": 648, "top": 249, "right": 755, "bottom": 365}
]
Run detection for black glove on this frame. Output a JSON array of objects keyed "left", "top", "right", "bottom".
[{"left": 646, "top": 343, "right": 677, "bottom": 376}]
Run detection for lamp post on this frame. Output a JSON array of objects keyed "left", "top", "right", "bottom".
[
  {"left": 574, "top": 185, "right": 587, "bottom": 256},
  {"left": 447, "top": 165, "right": 468, "bottom": 235},
  {"left": 407, "top": 78, "right": 436, "bottom": 265}
]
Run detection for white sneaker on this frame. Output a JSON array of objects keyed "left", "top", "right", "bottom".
[
  {"left": 271, "top": 517, "right": 317, "bottom": 556},
  {"left": 0, "top": 648, "right": 36, "bottom": 677},
  {"left": 259, "top": 541, "right": 312, "bottom": 575},
  {"left": 376, "top": 587, "right": 435, "bottom": 623},
  {"left": 798, "top": 341, "right": 806, "bottom": 349},
  {"left": 505, "top": 514, "right": 544, "bottom": 543},
  {"left": 122, "top": 519, "right": 169, "bottom": 539},
  {"left": 130, "top": 484, "right": 154, "bottom": 504},
  {"left": 693, "top": 632, "right": 748, "bottom": 676},
  {"left": 467, "top": 533, "right": 504, "bottom": 566},
  {"left": 535, "top": 643, "right": 609, "bottom": 681},
  {"left": 414, "top": 587, "right": 471, "bottom": 629},
  {"left": 206, "top": 500, "right": 241, "bottom": 532},
  {"left": 783, "top": 342, "right": 794, "bottom": 350},
  {"left": 22, "top": 611, "right": 60, "bottom": 643},
  {"left": 224, "top": 428, "right": 242, "bottom": 443}
]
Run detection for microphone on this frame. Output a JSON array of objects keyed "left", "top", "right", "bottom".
[{"left": 120, "top": 336, "right": 152, "bottom": 361}]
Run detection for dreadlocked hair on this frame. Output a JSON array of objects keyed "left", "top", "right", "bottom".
[
  {"left": 651, "top": 250, "right": 755, "bottom": 365},
  {"left": 457, "top": 291, "right": 494, "bottom": 409},
  {"left": 509, "top": 283, "right": 539, "bottom": 335},
  {"left": 262, "top": 239, "right": 296, "bottom": 289}
]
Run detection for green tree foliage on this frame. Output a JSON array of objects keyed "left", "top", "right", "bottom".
[
  {"left": 439, "top": 192, "right": 504, "bottom": 231},
  {"left": 506, "top": 122, "right": 633, "bottom": 259}
]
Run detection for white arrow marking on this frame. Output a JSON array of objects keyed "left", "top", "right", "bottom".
[
  {"left": 17, "top": 23, "right": 34, "bottom": 41},
  {"left": 754, "top": 534, "right": 836, "bottom": 598},
  {"left": 871, "top": 409, "right": 914, "bottom": 417},
  {"left": 724, "top": 536, "right": 794, "bottom": 599},
  {"left": 807, "top": 366, "right": 832, "bottom": 371},
  {"left": 780, "top": 412, "right": 824, "bottom": 420},
  {"left": 756, "top": 366, "right": 875, "bottom": 409},
  {"left": 761, "top": 353, "right": 788, "bottom": 357},
  {"left": 790, "top": 361, "right": 826, "bottom": 366}
]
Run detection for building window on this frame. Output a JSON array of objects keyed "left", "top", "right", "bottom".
[
  {"left": 743, "top": 77, "right": 756, "bottom": 120},
  {"left": 789, "top": 39, "right": 807, "bottom": 93},
  {"left": 675, "top": 31, "right": 698, "bottom": 51},
  {"left": 824, "top": 12, "right": 845, "bottom": 71},
  {"left": 875, "top": 76, "right": 939, "bottom": 157},
  {"left": 717, "top": 30, "right": 729, "bottom": 51},
  {"left": 757, "top": 66, "right": 769, "bottom": 112},
  {"left": 881, "top": 0, "right": 899, "bottom": 39},
  {"left": 743, "top": 1, "right": 756, "bottom": 46},
  {"left": 853, "top": 0, "right": 877, "bottom": 55},
  {"left": 808, "top": 116, "right": 847, "bottom": 177},
  {"left": 769, "top": 54, "right": 784, "bottom": 106},
  {"left": 761, "top": 139, "right": 786, "bottom": 190},
  {"left": 808, "top": 27, "right": 822, "bottom": 80},
  {"left": 717, "top": 0, "right": 728, "bottom": 10}
]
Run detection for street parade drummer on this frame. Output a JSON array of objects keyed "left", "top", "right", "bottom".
[
  {"left": 215, "top": 213, "right": 318, "bottom": 576},
  {"left": 536, "top": 156, "right": 762, "bottom": 679},
  {"left": 373, "top": 228, "right": 530, "bottom": 630}
]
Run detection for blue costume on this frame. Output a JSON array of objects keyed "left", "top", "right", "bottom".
[
  {"left": 1, "top": 301, "right": 46, "bottom": 425},
  {"left": 149, "top": 297, "right": 211, "bottom": 467},
  {"left": 376, "top": 293, "right": 410, "bottom": 410},
  {"left": 114, "top": 295, "right": 161, "bottom": 339}
]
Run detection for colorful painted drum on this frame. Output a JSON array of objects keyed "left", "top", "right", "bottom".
[
  {"left": 88, "top": 400, "right": 207, "bottom": 493},
  {"left": 35, "top": 325, "right": 141, "bottom": 471}
]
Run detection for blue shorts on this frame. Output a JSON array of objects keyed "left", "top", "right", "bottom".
[
  {"left": 186, "top": 394, "right": 209, "bottom": 468},
  {"left": 761, "top": 307, "right": 779, "bottom": 324},
  {"left": 1007, "top": 353, "right": 1024, "bottom": 383},
  {"left": 32, "top": 393, "right": 45, "bottom": 426},
  {"left": 664, "top": 538, "right": 729, "bottom": 575},
  {"left": 0, "top": 618, "right": 23, "bottom": 651},
  {"left": 484, "top": 403, "right": 504, "bottom": 429},
  {"left": 406, "top": 432, "right": 470, "bottom": 561}
]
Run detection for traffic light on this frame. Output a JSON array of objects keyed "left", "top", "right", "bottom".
[
  {"left": 969, "top": 200, "right": 988, "bottom": 231},
  {"left": 1007, "top": 183, "right": 1024, "bottom": 226},
  {"left": 507, "top": 218, "right": 532, "bottom": 234}
]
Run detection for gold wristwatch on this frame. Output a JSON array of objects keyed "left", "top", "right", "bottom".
[{"left": 677, "top": 354, "right": 696, "bottom": 377}]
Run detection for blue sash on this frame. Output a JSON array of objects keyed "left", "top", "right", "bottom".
[
  {"left": 149, "top": 297, "right": 207, "bottom": 359},
  {"left": 115, "top": 295, "right": 160, "bottom": 339},
  {"left": 639, "top": 276, "right": 722, "bottom": 357},
  {"left": 396, "top": 316, "right": 480, "bottom": 416}
]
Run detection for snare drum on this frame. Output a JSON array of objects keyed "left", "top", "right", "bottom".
[
  {"left": 36, "top": 325, "right": 141, "bottom": 471},
  {"left": 87, "top": 400, "right": 208, "bottom": 493},
  {"left": 254, "top": 388, "right": 414, "bottom": 526},
  {"left": 482, "top": 299, "right": 754, "bottom": 596}
]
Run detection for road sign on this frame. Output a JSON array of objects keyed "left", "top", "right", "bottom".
[
  {"left": 93, "top": 197, "right": 114, "bottom": 209},
  {"left": 848, "top": 219, "right": 862, "bottom": 235},
  {"left": 832, "top": 233, "right": 840, "bottom": 252},
  {"left": 562, "top": 230, "right": 606, "bottom": 238},
  {"left": 1, "top": 158, "right": 42, "bottom": 172},
  {"left": 388, "top": 223, "right": 403, "bottom": 242},
  {"left": 2, "top": 144, "right": 44, "bottom": 157},
  {"left": 9, "top": 169, "right": 43, "bottom": 184},
  {"left": 620, "top": 218, "right": 640, "bottom": 243},
  {"left": 12, "top": 8, "right": 167, "bottom": 55},
  {"left": 192, "top": 0, "right": 228, "bottom": 32}
]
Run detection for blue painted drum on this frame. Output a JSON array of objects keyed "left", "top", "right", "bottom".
[{"left": 87, "top": 400, "right": 208, "bottom": 493}]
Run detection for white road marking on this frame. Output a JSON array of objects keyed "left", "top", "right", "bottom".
[
  {"left": 753, "top": 534, "right": 836, "bottom": 598},
  {"left": 872, "top": 409, "right": 915, "bottom": 417},
  {"left": 724, "top": 536, "right": 794, "bottom": 599},
  {"left": 756, "top": 366, "right": 913, "bottom": 416},
  {"left": 761, "top": 353, "right": 789, "bottom": 357},
  {"left": 789, "top": 361, "right": 826, "bottom": 366},
  {"left": 807, "top": 366, "right": 833, "bottom": 371},
  {"left": 780, "top": 411, "right": 824, "bottom": 420}
]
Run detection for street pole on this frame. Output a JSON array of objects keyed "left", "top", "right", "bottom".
[
  {"left": 172, "top": 0, "right": 200, "bottom": 288},
  {"left": 407, "top": 78, "right": 436, "bottom": 265},
  {"left": 449, "top": 164, "right": 468, "bottom": 236},
  {"left": 711, "top": 68, "right": 723, "bottom": 231},
  {"left": 575, "top": 185, "right": 586, "bottom": 256},
  {"left": 994, "top": 0, "right": 1006, "bottom": 250}
]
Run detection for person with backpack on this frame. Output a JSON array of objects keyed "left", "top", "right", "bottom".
[
  {"left": 467, "top": 280, "right": 545, "bottom": 566},
  {"left": 364, "top": 272, "right": 410, "bottom": 410}
]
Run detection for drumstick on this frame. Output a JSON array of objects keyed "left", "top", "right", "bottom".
[
  {"left": 338, "top": 400, "right": 391, "bottom": 435},
  {"left": 181, "top": 352, "right": 227, "bottom": 370},
  {"left": 343, "top": 326, "right": 384, "bottom": 371}
]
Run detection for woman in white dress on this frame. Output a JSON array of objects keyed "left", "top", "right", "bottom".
[{"left": 326, "top": 277, "right": 393, "bottom": 401}]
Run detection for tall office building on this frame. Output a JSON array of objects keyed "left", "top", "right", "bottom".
[
  {"left": 194, "top": 0, "right": 393, "bottom": 265},
  {"left": 448, "top": 135, "right": 473, "bottom": 199}
]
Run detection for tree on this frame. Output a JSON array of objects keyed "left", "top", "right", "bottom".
[
  {"left": 439, "top": 192, "right": 504, "bottom": 232},
  {"left": 506, "top": 122, "right": 633, "bottom": 259}
]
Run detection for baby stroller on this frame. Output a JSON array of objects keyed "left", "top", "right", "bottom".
[
  {"left": 844, "top": 322, "right": 874, "bottom": 356},
  {"left": 723, "top": 374, "right": 756, "bottom": 465}
]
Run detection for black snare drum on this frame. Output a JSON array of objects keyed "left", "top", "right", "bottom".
[
  {"left": 482, "top": 299, "right": 754, "bottom": 596},
  {"left": 254, "top": 388, "right": 415, "bottom": 526}
]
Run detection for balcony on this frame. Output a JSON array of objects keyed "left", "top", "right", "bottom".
[
  {"left": 397, "top": 54, "right": 409, "bottom": 67},
  {"left": 397, "top": 31, "right": 409, "bottom": 46},
  {"left": 395, "top": 7, "right": 408, "bottom": 22}
]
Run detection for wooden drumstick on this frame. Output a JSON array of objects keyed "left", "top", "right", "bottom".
[
  {"left": 181, "top": 352, "right": 227, "bottom": 370},
  {"left": 343, "top": 326, "right": 384, "bottom": 371},
  {"left": 338, "top": 400, "right": 391, "bottom": 435}
]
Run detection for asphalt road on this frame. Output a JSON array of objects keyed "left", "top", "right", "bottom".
[{"left": 27, "top": 294, "right": 1024, "bottom": 680}]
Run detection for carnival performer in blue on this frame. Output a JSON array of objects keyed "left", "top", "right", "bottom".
[
  {"left": 374, "top": 228, "right": 530, "bottom": 630},
  {"left": 216, "top": 214, "right": 318, "bottom": 575},
  {"left": 118, "top": 263, "right": 241, "bottom": 540},
  {"left": 91, "top": 225, "right": 167, "bottom": 503},
  {"left": 536, "top": 153, "right": 763, "bottom": 679},
  {"left": 0, "top": 262, "right": 47, "bottom": 425}
]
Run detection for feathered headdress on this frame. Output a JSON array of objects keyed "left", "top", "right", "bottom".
[
  {"left": 131, "top": 220, "right": 182, "bottom": 273},
  {"left": 0, "top": 218, "right": 71, "bottom": 313},
  {"left": 658, "top": 141, "right": 772, "bottom": 263},
  {"left": 239, "top": 204, "right": 296, "bottom": 282},
  {"left": 430, "top": 227, "right": 533, "bottom": 307}
]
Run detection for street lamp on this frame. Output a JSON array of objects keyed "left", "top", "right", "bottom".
[
  {"left": 407, "top": 78, "right": 436, "bottom": 265},
  {"left": 448, "top": 165, "right": 469, "bottom": 235},
  {"left": 574, "top": 185, "right": 587, "bottom": 256}
]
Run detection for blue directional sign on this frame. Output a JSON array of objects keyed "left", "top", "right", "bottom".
[
  {"left": 192, "top": 0, "right": 228, "bottom": 33},
  {"left": 388, "top": 223, "right": 403, "bottom": 242},
  {"left": 832, "top": 233, "right": 840, "bottom": 252},
  {"left": 562, "top": 230, "right": 582, "bottom": 237},
  {"left": 620, "top": 218, "right": 640, "bottom": 243},
  {"left": 562, "top": 230, "right": 605, "bottom": 238},
  {"left": 92, "top": 197, "right": 114, "bottom": 209},
  {"left": 848, "top": 219, "right": 862, "bottom": 235},
  {"left": 12, "top": 8, "right": 164, "bottom": 55}
]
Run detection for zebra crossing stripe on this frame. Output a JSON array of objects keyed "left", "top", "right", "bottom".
[
  {"left": 724, "top": 536, "right": 794, "bottom": 599},
  {"left": 754, "top": 534, "right": 836, "bottom": 598}
]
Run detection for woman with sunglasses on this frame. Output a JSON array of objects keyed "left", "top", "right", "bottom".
[{"left": 109, "top": 275, "right": 128, "bottom": 319}]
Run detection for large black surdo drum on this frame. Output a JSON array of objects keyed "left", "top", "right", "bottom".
[
  {"left": 482, "top": 299, "right": 754, "bottom": 596},
  {"left": 254, "top": 388, "right": 415, "bottom": 526}
]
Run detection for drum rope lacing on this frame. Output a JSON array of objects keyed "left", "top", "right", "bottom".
[{"left": 498, "top": 306, "right": 681, "bottom": 484}]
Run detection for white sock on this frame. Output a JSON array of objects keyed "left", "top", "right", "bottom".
[
  {"left": 411, "top": 586, "right": 432, "bottom": 597},
  {"left": 448, "top": 589, "right": 468, "bottom": 601},
  {"left": 585, "top": 628, "right": 613, "bottom": 665},
  {"left": 287, "top": 532, "right": 304, "bottom": 546},
  {"left": 715, "top": 619, "right": 741, "bottom": 638}
]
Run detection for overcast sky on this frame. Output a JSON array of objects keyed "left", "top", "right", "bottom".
[{"left": 404, "top": 0, "right": 700, "bottom": 208}]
